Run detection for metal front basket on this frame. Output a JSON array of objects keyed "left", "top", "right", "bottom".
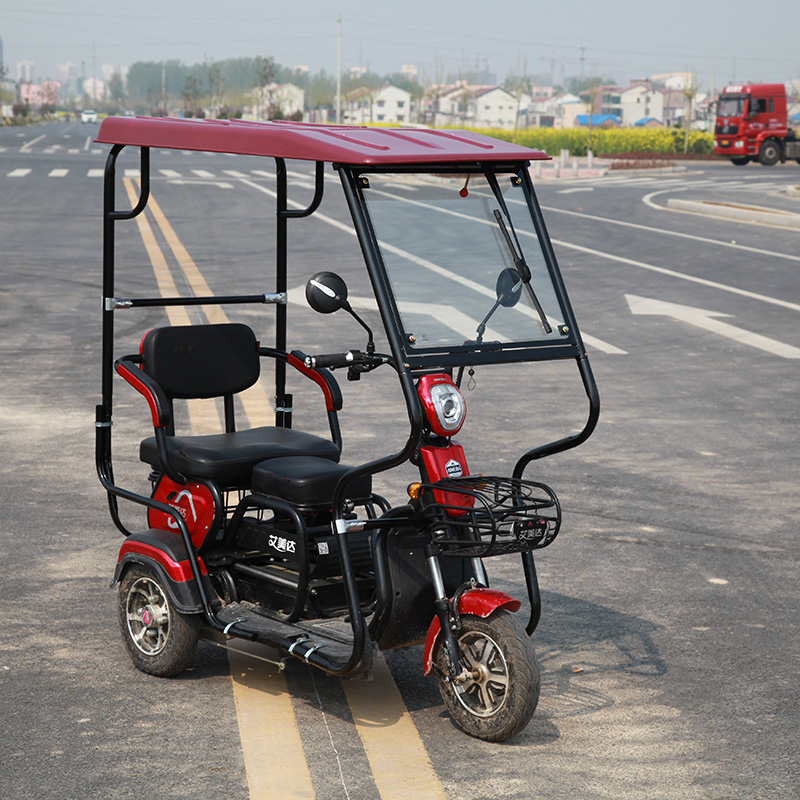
[{"left": 419, "top": 476, "right": 561, "bottom": 557}]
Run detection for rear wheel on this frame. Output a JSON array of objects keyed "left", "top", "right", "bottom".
[
  {"left": 118, "top": 565, "right": 200, "bottom": 676},
  {"left": 758, "top": 139, "right": 781, "bottom": 166},
  {"left": 435, "top": 610, "right": 540, "bottom": 741}
]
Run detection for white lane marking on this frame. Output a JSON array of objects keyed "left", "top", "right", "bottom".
[
  {"left": 83, "top": 135, "right": 92, "bottom": 151},
  {"left": 538, "top": 201, "right": 800, "bottom": 266},
  {"left": 158, "top": 169, "right": 182, "bottom": 178},
  {"left": 20, "top": 134, "right": 45, "bottom": 152},
  {"left": 326, "top": 186, "right": 625, "bottom": 354},
  {"left": 558, "top": 187, "right": 594, "bottom": 194},
  {"left": 556, "top": 236, "right": 800, "bottom": 313},
  {"left": 191, "top": 169, "right": 215, "bottom": 178},
  {"left": 48, "top": 168, "right": 69, "bottom": 177},
  {"left": 287, "top": 287, "right": 507, "bottom": 342},
  {"left": 169, "top": 179, "right": 233, "bottom": 189},
  {"left": 124, "top": 169, "right": 140, "bottom": 178},
  {"left": 88, "top": 169, "right": 104, "bottom": 177},
  {"left": 626, "top": 294, "right": 800, "bottom": 358},
  {"left": 222, "top": 169, "right": 248, "bottom": 178},
  {"left": 7, "top": 168, "right": 32, "bottom": 177}
]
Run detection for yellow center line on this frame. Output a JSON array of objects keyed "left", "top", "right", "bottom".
[
  {"left": 342, "top": 655, "right": 447, "bottom": 800},
  {"left": 127, "top": 177, "right": 447, "bottom": 799},
  {"left": 228, "top": 643, "right": 315, "bottom": 799},
  {"left": 122, "top": 178, "right": 219, "bottom": 431},
  {"left": 145, "top": 190, "right": 272, "bottom": 428},
  {"left": 125, "top": 178, "right": 313, "bottom": 797}
]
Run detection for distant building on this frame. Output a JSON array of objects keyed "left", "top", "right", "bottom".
[
  {"left": 651, "top": 71, "right": 693, "bottom": 91},
  {"left": 344, "top": 82, "right": 412, "bottom": 124},
  {"left": 619, "top": 82, "right": 665, "bottom": 126},
  {"left": 525, "top": 90, "right": 582, "bottom": 128},
  {"left": 575, "top": 113, "right": 620, "bottom": 128},
  {"left": 17, "top": 60, "right": 34, "bottom": 83},
  {"left": 20, "top": 80, "right": 61, "bottom": 107},
  {"left": 428, "top": 82, "right": 521, "bottom": 129},
  {"left": 83, "top": 76, "right": 104, "bottom": 101},
  {"left": 252, "top": 82, "right": 304, "bottom": 120}
]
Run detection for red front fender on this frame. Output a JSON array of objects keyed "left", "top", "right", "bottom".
[{"left": 422, "top": 588, "right": 522, "bottom": 676}]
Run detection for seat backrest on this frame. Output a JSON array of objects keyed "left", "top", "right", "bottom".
[{"left": 141, "top": 323, "right": 260, "bottom": 400}]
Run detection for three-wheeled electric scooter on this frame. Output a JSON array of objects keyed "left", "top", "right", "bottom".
[{"left": 94, "top": 117, "right": 599, "bottom": 742}]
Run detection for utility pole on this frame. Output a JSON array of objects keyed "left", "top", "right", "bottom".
[{"left": 336, "top": 15, "right": 342, "bottom": 124}]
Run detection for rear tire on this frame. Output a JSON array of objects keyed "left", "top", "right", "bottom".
[
  {"left": 118, "top": 565, "right": 200, "bottom": 676},
  {"left": 758, "top": 139, "right": 780, "bottom": 166},
  {"left": 435, "top": 610, "right": 540, "bottom": 741}
]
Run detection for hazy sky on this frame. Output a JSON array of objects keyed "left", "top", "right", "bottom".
[{"left": 2, "top": 0, "right": 799, "bottom": 91}]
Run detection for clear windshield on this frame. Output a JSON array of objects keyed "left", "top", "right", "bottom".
[
  {"left": 717, "top": 96, "right": 746, "bottom": 117},
  {"left": 359, "top": 170, "right": 568, "bottom": 352}
]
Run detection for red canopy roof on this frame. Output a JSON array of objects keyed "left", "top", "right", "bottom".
[{"left": 96, "top": 117, "right": 550, "bottom": 165}]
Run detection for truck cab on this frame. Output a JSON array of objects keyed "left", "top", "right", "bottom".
[{"left": 714, "top": 83, "right": 800, "bottom": 166}]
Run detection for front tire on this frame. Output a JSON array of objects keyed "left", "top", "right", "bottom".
[
  {"left": 758, "top": 139, "right": 780, "bottom": 166},
  {"left": 117, "top": 565, "right": 200, "bottom": 676},
  {"left": 435, "top": 610, "right": 540, "bottom": 741},
  {"left": 730, "top": 156, "right": 750, "bottom": 166}
]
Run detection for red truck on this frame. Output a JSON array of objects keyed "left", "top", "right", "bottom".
[{"left": 714, "top": 83, "right": 800, "bottom": 166}]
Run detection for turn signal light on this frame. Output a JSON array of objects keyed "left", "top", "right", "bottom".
[{"left": 407, "top": 482, "right": 422, "bottom": 499}]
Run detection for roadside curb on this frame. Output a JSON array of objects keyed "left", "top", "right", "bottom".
[
  {"left": 666, "top": 197, "right": 800, "bottom": 229},
  {"left": 531, "top": 164, "right": 689, "bottom": 181}
]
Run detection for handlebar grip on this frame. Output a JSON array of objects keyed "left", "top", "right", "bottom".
[{"left": 304, "top": 350, "right": 363, "bottom": 369}]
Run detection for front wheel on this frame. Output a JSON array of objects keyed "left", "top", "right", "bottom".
[
  {"left": 758, "top": 139, "right": 781, "bottom": 166},
  {"left": 117, "top": 565, "right": 200, "bottom": 676},
  {"left": 434, "top": 610, "right": 540, "bottom": 741},
  {"left": 730, "top": 156, "right": 750, "bottom": 166}
]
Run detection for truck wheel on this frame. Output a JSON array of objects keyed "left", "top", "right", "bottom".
[
  {"left": 118, "top": 565, "right": 200, "bottom": 676},
  {"left": 434, "top": 610, "right": 540, "bottom": 741},
  {"left": 758, "top": 140, "right": 781, "bottom": 166},
  {"left": 730, "top": 156, "right": 750, "bottom": 166}
]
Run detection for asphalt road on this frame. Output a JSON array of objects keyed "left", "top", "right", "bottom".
[{"left": 1, "top": 120, "right": 799, "bottom": 800}]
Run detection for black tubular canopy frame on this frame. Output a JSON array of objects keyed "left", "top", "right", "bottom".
[{"left": 93, "top": 117, "right": 599, "bottom": 675}]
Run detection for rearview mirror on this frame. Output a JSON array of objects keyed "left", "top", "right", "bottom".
[
  {"left": 496, "top": 267, "right": 522, "bottom": 308},
  {"left": 305, "top": 271, "right": 349, "bottom": 314}
]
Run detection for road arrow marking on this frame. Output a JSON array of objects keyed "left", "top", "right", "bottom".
[{"left": 626, "top": 294, "right": 800, "bottom": 359}]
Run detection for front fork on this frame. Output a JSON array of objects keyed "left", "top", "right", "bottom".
[
  {"left": 422, "top": 545, "right": 525, "bottom": 678},
  {"left": 426, "top": 545, "right": 471, "bottom": 682}
]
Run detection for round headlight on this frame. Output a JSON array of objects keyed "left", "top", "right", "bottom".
[{"left": 417, "top": 374, "right": 467, "bottom": 436}]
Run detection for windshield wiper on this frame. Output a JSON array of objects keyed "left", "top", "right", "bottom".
[{"left": 493, "top": 209, "right": 552, "bottom": 334}]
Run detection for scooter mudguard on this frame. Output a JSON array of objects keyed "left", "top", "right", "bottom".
[
  {"left": 112, "top": 529, "right": 209, "bottom": 614},
  {"left": 422, "top": 588, "right": 522, "bottom": 676}
]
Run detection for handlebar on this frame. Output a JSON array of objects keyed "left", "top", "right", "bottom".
[{"left": 304, "top": 350, "right": 392, "bottom": 371}]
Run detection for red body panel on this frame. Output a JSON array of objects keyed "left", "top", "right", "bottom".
[
  {"left": 420, "top": 442, "right": 473, "bottom": 515},
  {"left": 118, "top": 539, "right": 207, "bottom": 582},
  {"left": 96, "top": 117, "right": 551, "bottom": 165},
  {"left": 147, "top": 477, "right": 217, "bottom": 549},
  {"left": 422, "top": 588, "right": 523, "bottom": 675}
]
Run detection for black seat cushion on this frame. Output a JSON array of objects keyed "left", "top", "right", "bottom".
[
  {"left": 140, "top": 427, "right": 340, "bottom": 487},
  {"left": 252, "top": 456, "right": 372, "bottom": 508}
]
